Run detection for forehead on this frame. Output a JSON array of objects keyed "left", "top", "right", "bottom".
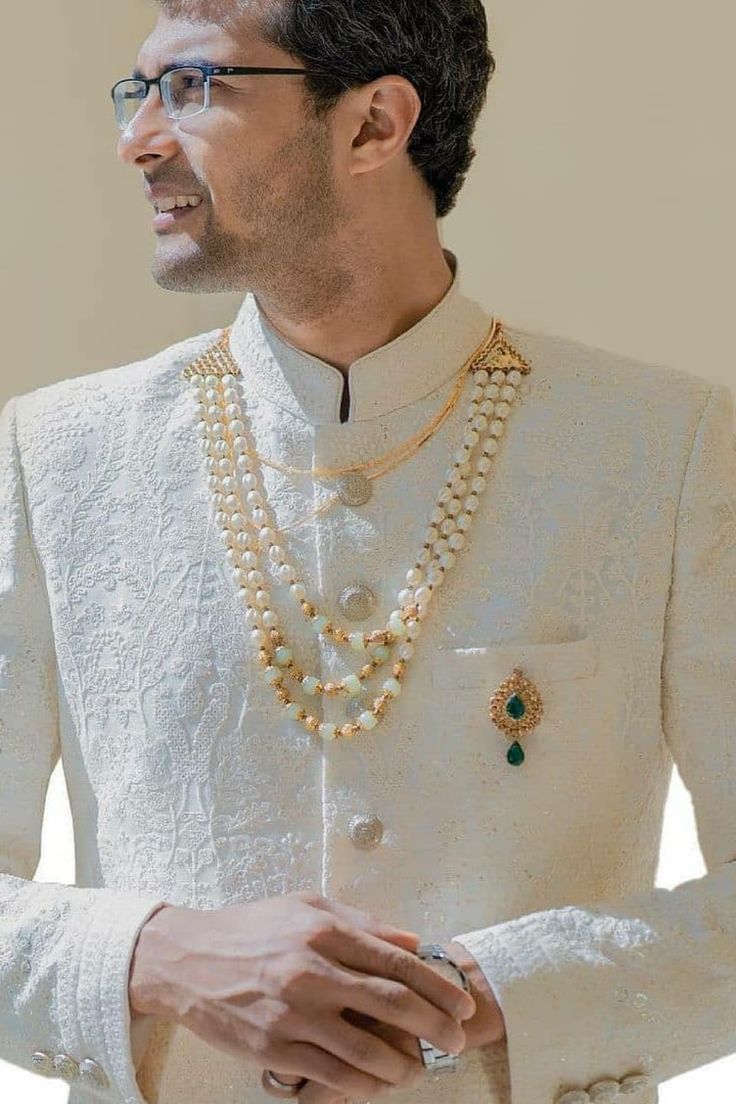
[{"left": 133, "top": 16, "right": 252, "bottom": 79}]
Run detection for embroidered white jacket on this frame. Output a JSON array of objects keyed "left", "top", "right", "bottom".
[{"left": 1, "top": 249, "right": 735, "bottom": 1104}]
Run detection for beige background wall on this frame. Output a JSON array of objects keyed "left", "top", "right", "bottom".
[{"left": 1, "top": 1, "right": 734, "bottom": 1099}]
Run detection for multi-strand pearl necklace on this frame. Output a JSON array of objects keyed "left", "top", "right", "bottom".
[{"left": 185, "top": 322, "right": 531, "bottom": 741}]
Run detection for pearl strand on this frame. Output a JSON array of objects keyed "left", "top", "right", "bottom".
[{"left": 189, "top": 356, "right": 523, "bottom": 740}]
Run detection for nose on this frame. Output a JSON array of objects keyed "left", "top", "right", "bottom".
[{"left": 117, "top": 86, "right": 180, "bottom": 166}]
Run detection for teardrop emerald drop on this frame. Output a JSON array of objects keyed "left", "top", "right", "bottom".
[
  {"left": 505, "top": 693, "right": 526, "bottom": 719},
  {"left": 506, "top": 740, "right": 525, "bottom": 766}
]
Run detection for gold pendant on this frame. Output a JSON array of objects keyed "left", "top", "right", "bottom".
[{"left": 488, "top": 667, "right": 544, "bottom": 767}]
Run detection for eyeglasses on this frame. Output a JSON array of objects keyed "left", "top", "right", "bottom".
[{"left": 111, "top": 64, "right": 342, "bottom": 131}]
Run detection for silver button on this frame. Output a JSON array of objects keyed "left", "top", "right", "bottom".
[
  {"left": 588, "top": 1080, "right": 621, "bottom": 1102},
  {"left": 31, "top": 1051, "right": 55, "bottom": 1077},
  {"left": 555, "top": 1092, "right": 591, "bottom": 1104},
  {"left": 338, "top": 583, "right": 377, "bottom": 621},
  {"left": 52, "top": 1053, "right": 80, "bottom": 1081},
  {"left": 79, "top": 1057, "right": 110, "bottom": 1088},
  {"left": 335, "top": 472, "right": 372, "bottom": 506},
  {"left": 619, "top": 1074, "right": 652, "bottom": 1094},
  {"left": 348, "top": 813, "right": 384, "bottom": 849}
]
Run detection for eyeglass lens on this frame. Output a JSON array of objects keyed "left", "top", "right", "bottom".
[{"left": 115, "top": 68, "right": 207, "bottom": 128}]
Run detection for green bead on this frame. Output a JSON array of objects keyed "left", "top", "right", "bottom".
[
  {"left": 505, "top": 693, "right": 525, "bottom": 719},
  {"left": 507, "top": 741, "right": 525, "bottom": 766}
]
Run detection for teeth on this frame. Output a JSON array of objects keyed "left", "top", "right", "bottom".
[{"left": 156, "top": 195, "right": 202, "bottom": 213}]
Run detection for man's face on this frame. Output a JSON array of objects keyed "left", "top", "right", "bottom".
[{"left": 117, "top": 11, "right": 346, "bottom": 294}]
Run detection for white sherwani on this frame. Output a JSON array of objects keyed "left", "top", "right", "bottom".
[{"left": 1, "top": 249, "right": 735, "bottom": 1104}]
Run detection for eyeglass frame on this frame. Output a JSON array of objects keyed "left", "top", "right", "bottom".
[{"left": 111, "top": 64, "right": 349, "bottom": 130}]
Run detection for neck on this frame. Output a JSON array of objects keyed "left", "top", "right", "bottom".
[{"left": 252, "top": 245, "right": 455, "bottom": 377}]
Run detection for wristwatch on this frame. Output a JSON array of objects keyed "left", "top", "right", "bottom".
[{"left": 414, "top": 943, "right": 471, "bottom": 1075}]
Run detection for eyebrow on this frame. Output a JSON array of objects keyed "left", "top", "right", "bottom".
[{"left": 132, "top": 57, "right": 223, "bottom": 81}]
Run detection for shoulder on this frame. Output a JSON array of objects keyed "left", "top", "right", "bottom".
[
  {"left": 12, "top": 325, "right": 226, "bottom": 426},
  {"left": 501, "top": 320, "right": 724, "bottom": 438}
]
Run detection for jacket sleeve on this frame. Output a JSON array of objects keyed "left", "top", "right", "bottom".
[
  {"left": 450, "top": 382, "right": 736, "bottom": 1104},
  {"left": 0, "top": 395, "right": 169, "bottom": 1103}
]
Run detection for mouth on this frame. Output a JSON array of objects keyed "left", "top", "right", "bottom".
[{"left": 152, "top": 201, "right": 204, "bottom": 232}]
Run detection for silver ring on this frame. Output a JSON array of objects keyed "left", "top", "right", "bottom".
[{"left": 261, "top": 1068, "right": 308, "bottom": 1098}]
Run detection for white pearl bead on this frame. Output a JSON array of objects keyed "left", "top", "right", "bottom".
[
  {"left": 507, "top": 369, "right": 522, "bottom": 385},
  {"left": 432, "top": 538, "right": 449, "bottom": 556},
  {"left": 425, "top": 526, "right": 439, "bottom": 544},
  {"left": 319, "top": 723, "right": 338, "bottom": 741},
  {"left": 406, "top": 567, "right": 423, "bottom": 586},
  {"left": 262, "top": 610, "right": 279, "bottom": 629},
  {"left": 217, "top": 459, "right": 232, "bottom": 475},
  {"left": 482, "top": 438, "right": 499, "bottom": 456},
  {"left": 494, "top": 402, "right": 511, "bottom": 419},
  {"left": 222, "top": 476, "right": 236, "bottom": 492},
  {"left": 417, "top": 547, "right": 431, "bottom": 565},
  {"left": 471, "top": 476, "right": 486, "bottom": 494},
  {"left": 484, "top": 383, "right": 500, "bottom": 399},
  {"left": 242, "top": 551, "right": 258, "bottom": 568},
  {"left": 220, "top": 528, "right": 233, "bottom": 546},
  {"left": 471, "top": 384, "right": 484, "bottom": 401},
  {"left": 383, "top": 678, "right": 402, "bottom": 697},
  {"left": 214, "top": 440, "right": 229, "bottom": 456},
  {"left": 453, "top": 447, "right": 469, "bottom": 465},
  {"left": 448, "top": 532, "right": 466, "bottom": 551},
  {"left": 230, "top": 419, "right": 245, "bottom": 436},
  {"left": 477, "top": 455, "right": 492, "bottom": 475},
  {"left": 429, "top": 506, "right": 445, "bottom": 526},
  {"left": 426, "top": 565, "right": 444, "bottom": 586},
  {"left": 398, "top": 588, "right": 414, "bottom": 607},
  {"left": 439, "top": 551, "right": 456, "bottom": 569},
  {"left": 246, "top": 491, "right": 263, "bottom": 508},
  {"left": 230, "top": 513, "right": 246, "bottom": 530},
  {"left": 284, "top": 702, "right": 301, "bottom": 720},
  {"left": 247, "top": 570, "right": 264, "bottom": 587},
  {"left": 291, "top": 582, "right": 307, "bottom": 601},
  {"left": 464, "top": 494, "right": 479, "bottom": 513},
  {"left": 251, "top": 628, "right": 268, "bottom": 647},
  {"left": 255, "top": 590, "right": 270, "bottom": 608},
  {"left": 456, "top": 512, "right": 472, "bottom": 531},
  {"left": 264, "top": 665, "right": 281, "bottom": 685},
  {"left": 479, "top": 399, "right": 495, "bottom": 416},
  {"left": 501, "top": 384, "right": 516, "bottom": 401},
  {"left": 472, "top": 414, "right": 488, "bottom": 432},
  {"left": 440, "top": 518, "right": 456, "bottom": 536},
  {"left": 490, "top": 419, "right": 505, "bottom": 437},
  {"left": 275, "top": 646, "right": 293, "bottom": 666},
  {"left": 414, "top": 585, "right": 432, "bottom": 605},
  {"left": 235, "top": 532, "right": 250, "bottom": 548},
  {"left": 259, "top": 528, "right": 276, "bottom": 544},
  {"left": 269, "top": 545, "right": 286, "bottom": 564},
  {"left": 474, "top": 369, "right": 489, "bottom": 385},
  {"left": 463, "top": 428, "right": 479, "bottom": 447},
  {"left": 491, "top": 369, "right": 506, "bottom": 383},
  {"left": 451, "top": 479, "right": 467, "bottom": 497},
  {"left": 278, "top": 564, "right": 296, "bottom": 584},
  {"left": 343, "top": 674, "right": 362, "bottom": 695},
  {"left": 388, "top": 611, "right": 408, "bottom": 636},
  {"left": 302, "top": 676, "right": 320, "bottom": 695},
  {"left": 397, "top": 642, "right": 414, "bottom": 660},
  {"left": 359, "top": 711, "right": 378, "bottom": 730},
  {"left": 446, "top": 497, "right": 462, "bottom": 517},
  {"left": 232, "top": 437, "right": 248, "bottom": 454},
  {"left": 252, "top": 509, "right": 268, "bottom": 526}
]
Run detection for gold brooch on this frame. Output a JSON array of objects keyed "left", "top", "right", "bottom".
[{"left": 488, "top": 667, "right": 544, "bottom": 766}]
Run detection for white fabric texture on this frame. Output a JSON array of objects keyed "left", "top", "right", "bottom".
[{"left": 0, "top": 247, "right": 734, "bottom": 1104}]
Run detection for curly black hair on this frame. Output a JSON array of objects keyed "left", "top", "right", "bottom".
[{"left": 151, "top": 0, "right": 496, "bottom": 218}]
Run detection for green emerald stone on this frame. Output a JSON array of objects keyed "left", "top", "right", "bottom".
[
  {"left": 505, "top": 693, "right": 525, "bottom": 719},
  {"left": 506, "top": 741, "right": 525, "bottom": 766}
]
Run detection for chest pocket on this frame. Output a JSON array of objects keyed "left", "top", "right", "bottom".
[{"left": 429, "top": 634, "right": 620, "bottom": 776}]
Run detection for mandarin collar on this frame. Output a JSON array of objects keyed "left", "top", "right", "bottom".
[{"left": 227, "top": 249, "right": 494, "bottom": 425}]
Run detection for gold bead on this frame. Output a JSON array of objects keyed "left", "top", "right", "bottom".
[
  {"left": 275, "top": 688, "right": 290, "bottom": 704},
  {"left": 360, "top": 665, "right": 374, "bottom": 679},
  {"left": 341, "top": 723, "right": 360, "bottom": 739},
  {"left": 302, "top": 601, "right": 315, "bottom": 616},
  {"left": 334, "top": 628, "right": 350, "bottom": 643},
  {"left": 323, "top": 682, "right": 341, "bottom": 696},
  {"left": 305, "top": 716, "right": 320, "bottom": 733},
  {"left": 295, "top": 709, "right": 308, "bottom": 722}
]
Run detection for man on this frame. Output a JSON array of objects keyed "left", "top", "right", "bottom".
[{"left": 1, "top": 2, "right": 734, "bottom": 1103}]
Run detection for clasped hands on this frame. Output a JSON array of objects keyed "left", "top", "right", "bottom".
[{"left": 266, "top": 931, "right": 506, "bottom": 1103}]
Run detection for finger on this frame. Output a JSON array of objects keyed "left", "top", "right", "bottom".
[
  {"left": 267, "top": 1039, "right": 393, "bottom": 1101},
  {"left": 296, "top": 1008, "right": 424, "bottom": 1090},
  {"left": 310, "top": 898, "right": 421, "bottom": 948},
  {"left": 321, "top": 933, "right": 473, "bottom": 1051},
  {"left": 296, "top": 1080, "right": 346, "bottom": 1104}
]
